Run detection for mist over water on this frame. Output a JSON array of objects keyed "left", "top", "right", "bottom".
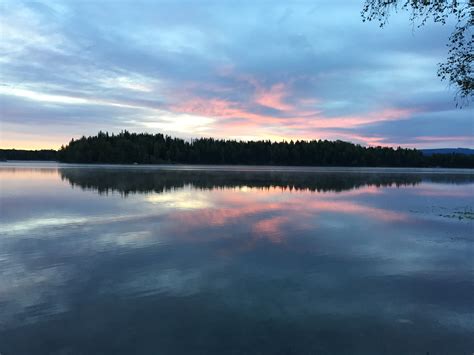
[{"left": 1, "top": 163, "right": 473, "bottom": 355}]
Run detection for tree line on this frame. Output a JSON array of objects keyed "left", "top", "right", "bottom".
[
  {"left": 51, "top": 131, "right": 474, "bottom": 168},
  {"left": 1, "top": 131, "right": 472, "bottom": 168},
  {"left": 0, "top": 149, "right": 57, "bottom": 161}
]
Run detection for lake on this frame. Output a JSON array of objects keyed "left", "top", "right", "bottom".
[{"left": 1, "top": 163, "right": 473, "bottom": 355}]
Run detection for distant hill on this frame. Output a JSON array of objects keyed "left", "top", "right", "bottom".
[{"left": 421, "top": 148, "right": 474, "bottom": 156}]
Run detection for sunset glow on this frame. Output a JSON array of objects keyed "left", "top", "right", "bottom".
[{"left": 0, "top": 1, "right": 472, "bottom": 149}]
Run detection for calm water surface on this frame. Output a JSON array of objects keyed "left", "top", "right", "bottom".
[{"left": 1, "top": 163, "right": 473, "bottom": 355}]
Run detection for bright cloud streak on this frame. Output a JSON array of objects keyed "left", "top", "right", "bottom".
[{"left": 0, "top": 87, "right": 89, "bottom": 105}]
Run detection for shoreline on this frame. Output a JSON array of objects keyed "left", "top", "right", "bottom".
[{"left": 1, "top": 161, "right": 473, "bottom": 174}]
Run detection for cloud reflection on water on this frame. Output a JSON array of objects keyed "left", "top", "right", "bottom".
[{"left": 0, "top": 165, "right": 473, "bottom": 354}]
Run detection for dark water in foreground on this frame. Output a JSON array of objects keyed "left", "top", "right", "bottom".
[{"left": 0, "top": 163, "right": 473, "bottom": 355}]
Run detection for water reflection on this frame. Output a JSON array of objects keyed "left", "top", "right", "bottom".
[
  {"left": 1, "top": 165, "right": 473, "bottom": 355},
  {"left": 59, "top": 166, "right": 474, "bottom": 195}
]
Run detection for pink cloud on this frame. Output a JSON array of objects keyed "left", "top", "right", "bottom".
[
  {"left": 254, "top": 83, "right": 293, "bottom": 111},
  {"left": 166, "top": 72, "right": 421, "bottom": 146},
  {"left": 170, "top": 98, "right": 281, "bottom": 124},
  {"left": 377, "top": 135, "right": 474, "bottom": 149},
  {"left": 171, "top": 96, "right": 414, "bottom": 135}
]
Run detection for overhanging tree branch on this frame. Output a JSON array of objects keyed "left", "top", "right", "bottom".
[{"left": 362, "top": 0, "right": 473, "bottom": 105}]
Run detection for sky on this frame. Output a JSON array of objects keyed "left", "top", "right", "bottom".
[{"left": 0, "top": 0, "right": 472, "bottom": 150}]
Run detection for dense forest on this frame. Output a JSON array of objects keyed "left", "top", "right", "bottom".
[
  {"left": 2, "top": 131, "right": 473, "bottom": 168},
  {"left": 53, "top": 131, "right": 474, "bottom": 168}
]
